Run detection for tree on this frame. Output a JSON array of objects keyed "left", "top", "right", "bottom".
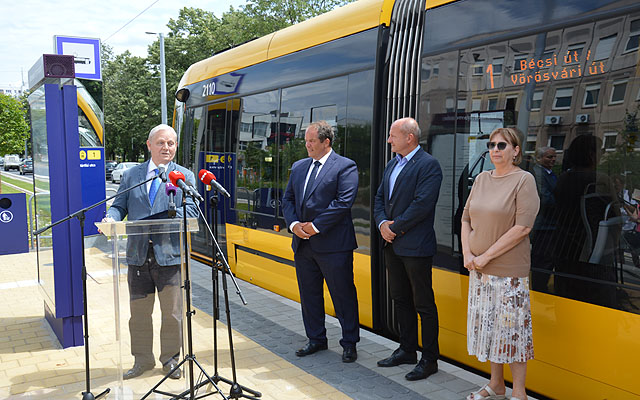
[
  {"left": 102, "top": 50, "right": 158, "bottom": 161},
  {"left": 242, "top": 0, "right": 350, "bottom": 27},
  {"left": 0, "top": 93, "right": 30, "bottom": 156}
]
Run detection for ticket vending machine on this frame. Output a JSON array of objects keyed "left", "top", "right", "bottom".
[{"left": 28, "top": 54, "right": 101, "bottom": 347}]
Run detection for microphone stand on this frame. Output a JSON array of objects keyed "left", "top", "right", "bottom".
[
  {"left": 190, "top": 192, "right": 261, "bottom": 399},
  {"left": 33, "top": 171, "right": 161, "bottom": 400},
  {"left": 142, "top": 190, "right": 228, "bottom": 400}
]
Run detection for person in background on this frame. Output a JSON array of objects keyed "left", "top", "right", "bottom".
[
  {"left": 282, "top": 120, "right": 360, "bottom": 363},
  {"left": 613, "top": 175, "right": 640, "bottom": 267},
  {"left": 552, "top": 135, "right": 618, "bottom": 307},
  {"left": 530, "top": 147, "right": 557, "bottom": 292},
  {"left": 374, "top": 117, "right": 443, "bottom": 381},
  {"left": 461, "top": 127, "right": 539, "bottom": 400},
  {"left": 102, "top": 124, "right": 198, "bottom": 380}
]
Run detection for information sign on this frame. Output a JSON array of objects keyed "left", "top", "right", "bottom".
[{"left": 54, "top": 36, "right": 102, "bottom": 81}]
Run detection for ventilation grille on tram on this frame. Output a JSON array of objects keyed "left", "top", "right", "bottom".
[{"left": 384, "top": 0, "right": 425, "bottom": 140}]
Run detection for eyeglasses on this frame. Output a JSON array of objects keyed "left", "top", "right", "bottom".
[{"left": 487, "top": 141, "right": 509, "bottom": 151}]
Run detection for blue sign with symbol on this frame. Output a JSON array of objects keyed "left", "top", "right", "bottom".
[
  {"left": 0, "top": 194, "right": 29, "bottom": 255},
  {"left": 54, "top": 36, "right": 102, "bottom": 81}
]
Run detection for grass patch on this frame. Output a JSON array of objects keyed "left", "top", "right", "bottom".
[
  {"left": 0, "top": 174, "right": 35, "bottom": 193},
  {"left": 0, "top": 182, "right": 23, "bottom": 194}
]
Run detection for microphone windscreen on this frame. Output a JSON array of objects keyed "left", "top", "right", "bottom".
[
  {"left": 168, "top": 170, "right": 185, "bottom": 186},
  {"left": 165, "top": 183, "right": 177, "bottom": 195},
  {"left": 198, "top": 169, "right": 216, "bottom": 185}
]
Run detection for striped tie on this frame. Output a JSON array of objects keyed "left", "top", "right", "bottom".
[{"left": 149, "top": 169, "right": 160, "bottom": 205}]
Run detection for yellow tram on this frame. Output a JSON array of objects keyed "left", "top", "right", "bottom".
[{"left": 174, "top": 0, "right": 640, "bottom": 398}]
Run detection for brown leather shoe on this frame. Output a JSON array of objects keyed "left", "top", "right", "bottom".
[
  {"left": 405, "top": 359, "right": 438, "bottom": 381},
  {"left": 123, "top": 362, "right": 154, "bottom": 380}
]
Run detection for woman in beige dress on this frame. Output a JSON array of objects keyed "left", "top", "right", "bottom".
[{"left": 461, "top": 128, "right": 540, "bottom": 400}]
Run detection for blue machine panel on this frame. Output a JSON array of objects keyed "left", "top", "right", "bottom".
[
  {"left": 29, "top": 83, "right": 85, "bottom": 348},
  {"left": 0, "top": 194, "right": 29, "bottom": 255},
  {"left": 79, "top": 147, "right": 106, "bottom": 236}
]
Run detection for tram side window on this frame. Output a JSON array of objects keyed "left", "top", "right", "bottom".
[
  {"left": 188, "top": 106, "right": 209, "bottom": 252},
  {"left": 419, "top": 50, "right": 464, "bottom": 258},
  {"left": 432, "top": 13, "right": 640, "bottom": 313},
  {"left": 206, "top": 105, "right": 226, "bottom": 153},
  {"left": 345, "top": 69, "right": 375, "bottom": 255},
  {"left": 278, "top": 76, "right": 348, "bottom": 230},
  {"left": 232, "top": 91, "right": 280, "bottom": 231},
  {"left": 78, "top": 108, "right": 101, "bottom": 147}
]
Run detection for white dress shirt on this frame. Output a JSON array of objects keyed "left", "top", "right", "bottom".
[{"left": 289, "top": 149, "right": 333, "bottom": 234}]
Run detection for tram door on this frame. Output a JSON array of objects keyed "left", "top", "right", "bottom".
[{"left": 198, "top": 100, "right": 239, "bottom": 257}]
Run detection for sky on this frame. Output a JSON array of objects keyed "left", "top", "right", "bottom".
[{"left": 0, "top": 0, "right": 246, "bottom": 88}]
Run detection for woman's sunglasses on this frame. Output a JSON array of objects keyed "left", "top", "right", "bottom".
[{"left": 487, "top": 141, "right": 508, "bottom": 151}]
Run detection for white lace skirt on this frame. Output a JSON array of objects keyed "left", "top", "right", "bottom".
[{"left": 467, "top": 271, "right": 534, "bottom": 364}]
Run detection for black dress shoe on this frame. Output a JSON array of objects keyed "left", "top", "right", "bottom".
[
  {"left": 405, "top": 359, "right": 438, "bottom": 381},
  {"left": 377, "top": 348, "right": 417, "bottom": 367},
  {"left": 163, "top": 360, "right": 182, "bottom": 379},
  {"left": 123, "top": 362, "right": 154, "bottom": 380},
  {"left": 342, "top": 347, "right": 357, "bottom": 363},
  {"left": 295, "top": 342, "right": 328, "bottom": 357}
]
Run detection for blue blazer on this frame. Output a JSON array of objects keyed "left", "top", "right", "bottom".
[
  {"left": 107, "top": 160, "right": 199, "bottom": 266},
  {"left": 282, "top": 150, "right": 358, "bottom": 253},
  {"left": 374, "top": 148, "right": 443, "bottom": 257}
]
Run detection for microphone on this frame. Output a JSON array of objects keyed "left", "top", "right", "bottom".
[
  {"left": 198, "top": 169, "right": 231, "bottom": 198},
  {"left": 169, "top": 170, "right": 204, "bottom": 202},
  {"left": 165, "top": 183, "right": 177, "bottom": 218},
  {"left": 157, "top": 164, "right": 167, "bottom": 182}
]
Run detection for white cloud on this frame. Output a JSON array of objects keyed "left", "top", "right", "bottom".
[{"left": 0, "top": 0, "right": 245, "bottom": 87}]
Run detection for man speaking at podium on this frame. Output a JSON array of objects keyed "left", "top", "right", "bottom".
[{"left": 102, "top": 124, "right": 198, "bottom": 380}]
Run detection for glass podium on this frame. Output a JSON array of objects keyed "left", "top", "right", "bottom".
[{"left": 94, "top": 217, "right": 198, "bottom": 399}]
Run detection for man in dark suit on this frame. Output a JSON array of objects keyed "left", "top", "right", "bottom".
[
  {"left": 282, "top": 120, "right": 360, "bottom": 363},
  {"left": 103, "top": 124, "right": 198, "bottom": 380},
  {"left": 374, "top": 117, "right": 443, "bottom": 381}
]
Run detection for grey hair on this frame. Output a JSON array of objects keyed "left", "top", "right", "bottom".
[
  {"left": 535, "top": 146, "right": 556, "bottom": 160},
  {"left": 395, "top": 117, "right": 421, "bottom": 141},
  {"left": 308, "top": 121, "right": 335, "bottom": 145},
  {"left": 148, "top": 124, "right": 177, "bottom": 141}
]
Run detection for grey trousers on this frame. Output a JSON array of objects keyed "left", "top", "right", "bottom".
[{"left": 127, "top": 245, "right": 182, "bottom": 366}]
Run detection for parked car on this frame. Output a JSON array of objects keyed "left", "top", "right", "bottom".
[
  {"left": 105, "top": 160, "right": 118, "bottom": 180},
  {"left": 111, "top": 162, "right": 140, "bottom": 183},
  {"left": 3, "top": 154, "right": 20, "bottom": 171},
  {"left": 19, "top": 158, "right": 33, "bottom": 175}
]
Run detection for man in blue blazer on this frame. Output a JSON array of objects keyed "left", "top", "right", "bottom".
[
  {"left": 374, "top": 117, "right": 443, "bottom": 381},
  {"left": 103, "top": 124, "right": 198, "bottom": 380},
  {"left": 282, "top": 121, "right": 360, "bottom": 363}
]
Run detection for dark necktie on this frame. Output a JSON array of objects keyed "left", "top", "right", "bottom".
[
  {"left": 304, "top": 161, "right": 321, "bottom": 201},
  {"left": 149, "top": 169, "right": 160, "bottom": 205}
]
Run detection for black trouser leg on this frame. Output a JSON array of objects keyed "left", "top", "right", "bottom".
[
  {"left": 294, "top": 242, "right": 327, "bottom": 345},
  {"left": 384, "top": 246, "right": 439, "bottom": 361}
]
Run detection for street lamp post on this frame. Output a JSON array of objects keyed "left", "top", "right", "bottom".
[{"left": 146, "top": 32, "right": 167, "bottom": 125}]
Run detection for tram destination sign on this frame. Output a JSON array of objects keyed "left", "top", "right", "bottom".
[{"left": 486, "top": 49, "right": 605, "bottom": 89}]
